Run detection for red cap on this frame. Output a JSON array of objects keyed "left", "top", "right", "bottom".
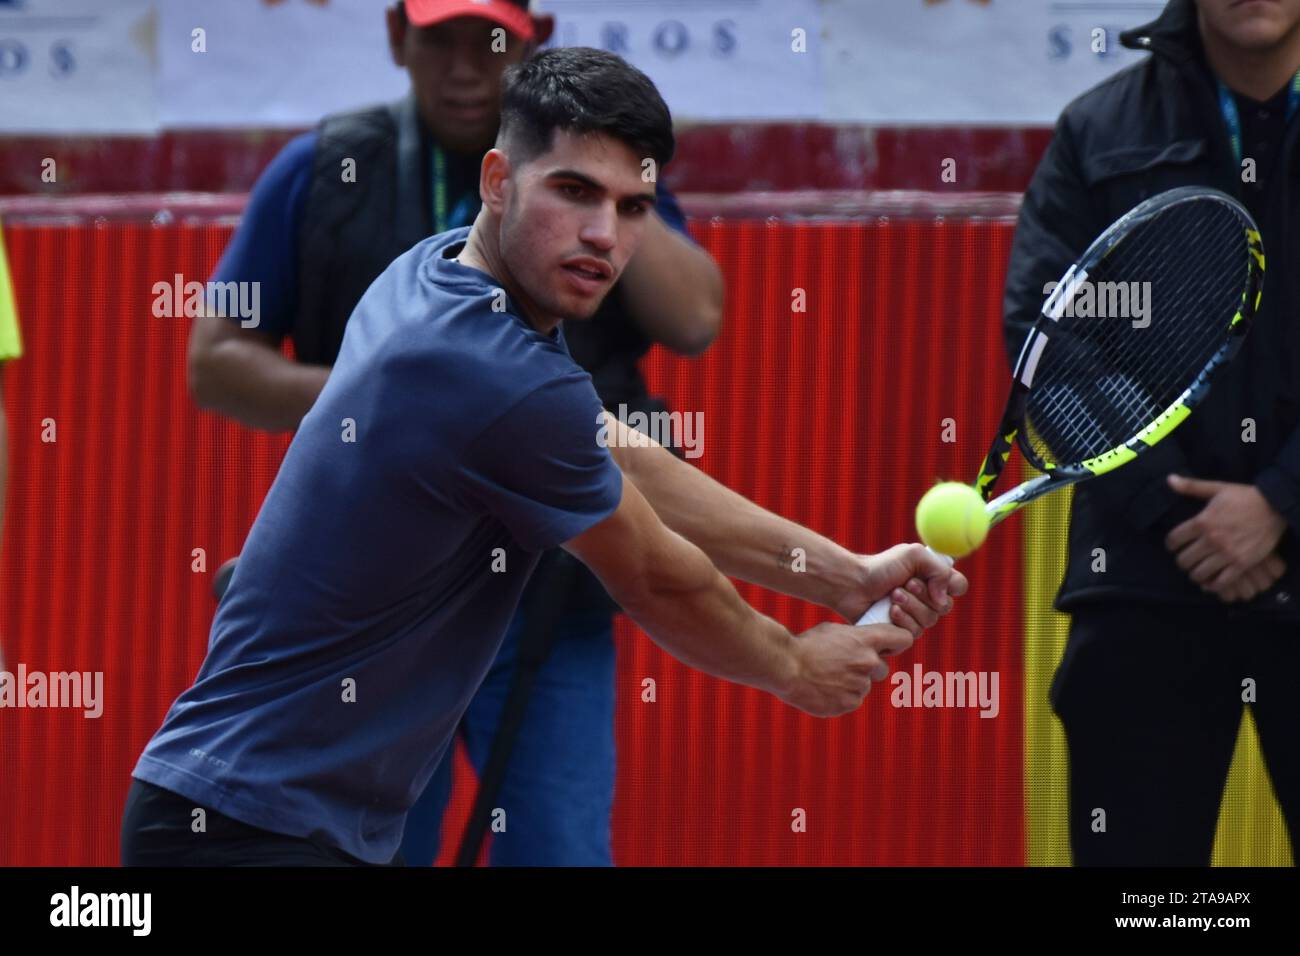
[{"left": 403, "top": 0, "right": 536, "bottom": 42}]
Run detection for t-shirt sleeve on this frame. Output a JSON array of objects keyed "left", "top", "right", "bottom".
[
  {"left": 456, "top": 374, "right": 624, "bottom": 551},
  {"left": 208, "top": 131, "right": 318, "bottom": 341}
]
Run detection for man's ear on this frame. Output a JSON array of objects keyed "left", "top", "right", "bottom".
[
  {"left": 530, "top": 13, "right": 555, "bottom": 47},
  {"left": 386, "top": 4, "right": 407, "bottom": 68},
  {"left": 479, "top": 148, "right": 512, "bottom": 215}
]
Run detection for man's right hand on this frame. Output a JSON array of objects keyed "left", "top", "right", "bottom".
[
  {"left": 778, "top": 622, "right": 914, "bottom": 718},
  {"left": 1211, "top": 552, "right": 1286, "bottom": 603}
]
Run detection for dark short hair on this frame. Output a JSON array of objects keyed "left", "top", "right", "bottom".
[{"left": 498, "top": 47, "right": 675, "bottom": 171}]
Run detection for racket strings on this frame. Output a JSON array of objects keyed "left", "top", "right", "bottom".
[
  {"left": 1024, "top": 199, "right": 1251, "bottom": 468},
  {"left": 1105, "top": 208, "right": 1243, "bottom": 394}
]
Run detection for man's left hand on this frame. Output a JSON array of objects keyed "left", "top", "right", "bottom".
[{"left": 835, "top": 543, "right": 969, "bottom": 637}]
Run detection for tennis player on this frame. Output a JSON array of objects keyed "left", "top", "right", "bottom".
[
  {"left": 122, "top": 48, "right": 966, "bottom": 867},
  {"left": 187, "top": 0, "right": 723, "bottom": 868}
]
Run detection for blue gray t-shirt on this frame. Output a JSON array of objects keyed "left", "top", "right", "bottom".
[{"left": 133, "top": 227, "right": 624, "bottom": 863}]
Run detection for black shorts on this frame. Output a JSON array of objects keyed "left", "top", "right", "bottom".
[{"left": 120, "top": 778, "right": 403, "bottom": 867}]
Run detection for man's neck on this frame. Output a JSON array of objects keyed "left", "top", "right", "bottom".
[
  {"left": 1201, "top": 14, "right": 1300, "bottom": 101},
  {"left": 456, "top": 216, "right": 561, "bottom": 337}
]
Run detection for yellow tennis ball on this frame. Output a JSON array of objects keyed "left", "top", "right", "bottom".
[{"left": 915, "top": 482, "right": 989, "bottom": 558}]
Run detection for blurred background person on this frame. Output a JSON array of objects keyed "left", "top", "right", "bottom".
[
  {"left": 1002, "top": 0, "right": 1300, "bottom": 865},
  {"left": 184, "top": 0, "right": 723, "bottom": 867}
]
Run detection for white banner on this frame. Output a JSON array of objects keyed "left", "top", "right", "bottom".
[
  {"left": 823, "top": 0, "right": 1165, "bottom": 124},
  {"left": 0, "top": 0, "right": 1173, "bottom": 131},
  {"left": 0, "top": 0, "right": 156, "bottom": 133},
  {"left": 157, "top": 0, "right": 406, "bottom": 128},
  {"left": 543, "top": 0, "right": 825, "bottom": 121},
  {"left": 157, "top": 0, "right": 824, "bottom": 126}
]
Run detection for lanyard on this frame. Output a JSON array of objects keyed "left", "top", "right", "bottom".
[
  {"left": 1217, "top": 71, "right": 1300, "bottom": 166},
  {"left": 430, "top": 144, "right": 478, "bottom": 234}
]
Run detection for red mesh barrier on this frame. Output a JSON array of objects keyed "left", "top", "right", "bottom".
[
  {"left": 0, "top": 214, "right": 1022, "bottom": 866},
  {"left": 0, "top": 127, "right": 1052, "bottom": 196}
]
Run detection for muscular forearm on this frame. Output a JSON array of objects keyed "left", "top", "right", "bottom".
[
  {"left": 189, "top": 329, "right": 329, "bottom": 432},
  {"left": 569, "top": 446, "right": 935, "bottom": 718},
  {"left": 606, "top": 416, "right": 864, "bottom": 612},
  {"left": 570, "top": 473, "right": 799, "bottom": 697},
  {"left": 621, "top": 526, "right": 799, "bottom": 697},
  {"left": 617, "top": 212, "right": 723, "bottom": 356}
]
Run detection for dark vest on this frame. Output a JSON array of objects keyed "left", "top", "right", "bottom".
[{"left": 294, "top": 96, "right": 430, "bottom": 365}]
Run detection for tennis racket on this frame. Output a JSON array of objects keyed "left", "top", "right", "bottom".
[{"left": 859, "top": 185, "right": 1264, "bottom": 626}]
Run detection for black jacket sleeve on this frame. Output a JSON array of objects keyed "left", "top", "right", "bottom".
[
  {"left": 1002, "top": 112, "right": 1192, "bottom": 534},
  {"left": 1256, "top": 449, "right": 1300, "bottom": 533}
]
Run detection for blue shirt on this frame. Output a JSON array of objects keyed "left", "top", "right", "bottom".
[
  {"left": 211, "top": 129, "right": 691, "bottom": 343},
  {"left": 134, "top": 227, "right": 624, "bottom": 863}
]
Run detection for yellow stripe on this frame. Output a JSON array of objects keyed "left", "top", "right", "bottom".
[
  {"left": 1241, "top": 228, "right": 1262, "bottom": 318},
  {"left": 1072, "top": 404, "right": 1191, "bottom": 477},
  {"left": 1077, "top": 443, "right": 1136, "bottom": 475},
  {"left": 1136, "top": 402, "right": 1191, "bottom": 447},
  {"left": 1024, "top": 472, "right": 1294, "bottom": 866},
  {"left": 1247, "top": 228, "right": 1264, "bottom": 272},
  {"left": 1023, "top": 480, "right": 1072, "bottom": 866},
  {"left": 1212, "top": 711, "right": 1293, "bottom": 866},
  {"left": 0, "top": 219, "right": 23, "bottom": 361}
]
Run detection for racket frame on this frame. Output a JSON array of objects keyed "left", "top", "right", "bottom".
[
  {"left": 856, "top": 187, "right": 1263, "bottom": 629},
  {"left": 972, "top": 186, "right": 1263, "bottom": 524}
]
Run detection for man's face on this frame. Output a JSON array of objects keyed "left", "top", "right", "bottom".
[
  {"left": 496, "top": 130, "right": 657, "bottom": 323},
  {"left": 1197, "top": 0, "right": 1300, "bottom": 50},
  {"left": 388, "top": 14, "right": 529, "bottom": 154}
]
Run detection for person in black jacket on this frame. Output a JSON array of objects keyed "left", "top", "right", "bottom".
[
  {"left": 185, "top": 1, "right": 724, "bottom": 867},
  {"left": 1004, "top": 0, "right": 1300, "bottom": 865}
]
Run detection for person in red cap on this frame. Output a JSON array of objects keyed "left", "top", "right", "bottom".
[
  {"left": 404, "top": 0, "right": 539, "bottom": 41},
  {"left": 185, "top": 2, "right": 725, "bottom": 866}
]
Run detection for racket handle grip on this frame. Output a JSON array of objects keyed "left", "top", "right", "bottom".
[{"left": 855, "top": 548, "right": 955, "bottom": 627}]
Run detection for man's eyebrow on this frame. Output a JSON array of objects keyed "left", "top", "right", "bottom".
[{"left": 546, "top": 169, "right": 657, "bottom": 206}]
